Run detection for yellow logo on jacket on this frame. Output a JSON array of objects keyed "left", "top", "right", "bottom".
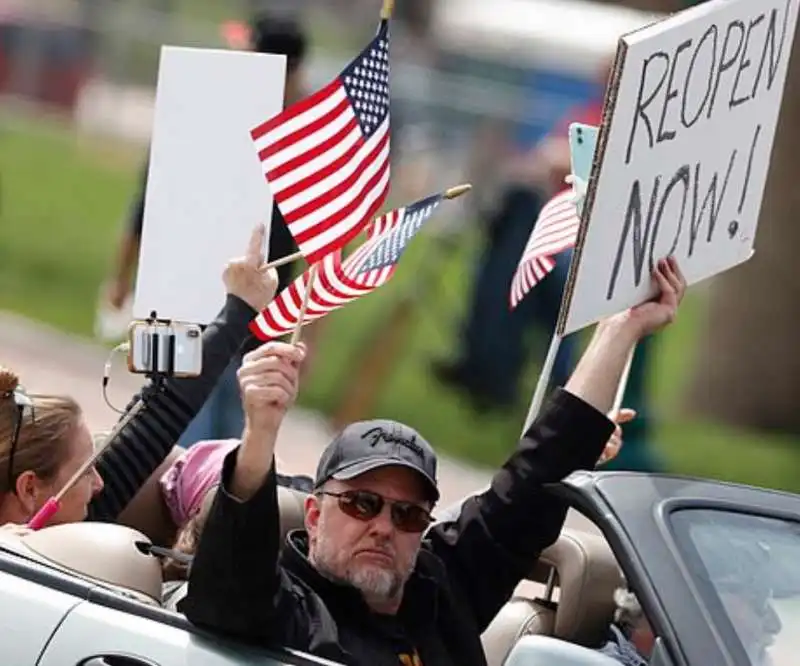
[{"left": 398, "top": 650, "right": 423, "bottom": 666}]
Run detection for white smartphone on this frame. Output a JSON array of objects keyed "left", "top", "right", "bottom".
[{"left": 127, "top": 321, "right": 203, "bottom": 378}]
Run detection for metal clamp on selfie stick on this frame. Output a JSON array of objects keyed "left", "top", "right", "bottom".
[
  {"left": 141, "top": 310, "right": 177, "bottom": 377},
  {"left": 28, "top": 310, "right": 182, "bottom": 530},
  {"left": 129, "top": 311, "right": 203, "bottom": 380}
]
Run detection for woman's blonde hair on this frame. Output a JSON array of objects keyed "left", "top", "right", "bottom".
[{"left": 0, "top": 367, "right": 83, "bottom": 493}]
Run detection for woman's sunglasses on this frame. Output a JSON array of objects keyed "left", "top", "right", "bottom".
[
  {"left": 318, "top": 490, "right": 433, "bottom": 534},
  {"left": 4, "top": 387, "right": 34, "bottom": 493}
]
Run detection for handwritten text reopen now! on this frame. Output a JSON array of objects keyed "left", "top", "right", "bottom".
[{"left": 607, "top": 2, "right": 791, "bottom": 301}]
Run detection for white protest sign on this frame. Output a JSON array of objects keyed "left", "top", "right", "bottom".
[
  {"left": 559, "top": 0, "right": 800, "bottom": 336},
  {"left": 133, "top": 46, "right": 286, "bottom": 325}
]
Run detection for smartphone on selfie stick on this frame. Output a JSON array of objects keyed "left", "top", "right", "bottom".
[{"left": 127, "top": 312, "right": 203, "bottom": 379}]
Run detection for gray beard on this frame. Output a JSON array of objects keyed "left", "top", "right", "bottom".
[{"left": 310, "top": 547, "right": 404, "bottom": 603}]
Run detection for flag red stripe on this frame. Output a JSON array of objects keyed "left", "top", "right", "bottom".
[
  {"left": 509, "top": 189, "right": 579, "bottom": 310},
  {"left": 250, "top": 78, "right": 341, "bottom": 142},
  {"left": 294, "top": 160, "right": 389, "bottom": 254},
  {"left": 276, "top": 281, "right": 300, "bottom": 322},
  {"left": 302, "top": 182, "right": 388, "bottom": 265},
  {"left": 258, "top": 94, "right": 351, "bottom": 164},
  {"left": 283, "top": 130, "right": 389, "bottom": 225},
  {"left": 273, "top": 118, "right": 361, "bottom": 202}
]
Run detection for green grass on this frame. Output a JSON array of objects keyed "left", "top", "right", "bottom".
[
  {"left": 2, "top": 114, "right": 800, "bottom": 493},
  {"left": 0, "top": 115, "right": 144, "bottom": 334}
]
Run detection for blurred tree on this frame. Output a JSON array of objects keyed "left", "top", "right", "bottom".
[{"left": 687, "top": 35, "right": 800, "bottom": 432}]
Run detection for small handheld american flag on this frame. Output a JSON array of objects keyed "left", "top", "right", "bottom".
[
  {"left": 508, "top": 187, "right": 581, "bottom": 310},
  {"left": 249, "top": 186, "right": 471, "bottom": 340},
  {"left": 250, "top": 18, "right": 391, "bottom": 265}
]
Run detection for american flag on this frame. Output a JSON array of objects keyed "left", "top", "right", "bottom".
[
  {"left": 250, "top": 20, "right": 391, "bottom": 265},
  {"left": 249, "top": 194, "right": 443, "bottom": 340},
  {"left": 509, "top": 188, "right": 580, "bottom": 309}
]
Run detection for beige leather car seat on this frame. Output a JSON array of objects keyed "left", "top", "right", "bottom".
[
  {"left": 0, "top": 482, "right": 310, "bottom": 614},
  {"left": 276, "top": 484, "right": 307, "bottom": 542},
  {"left": 0, "top": 522, "right": 163, "bottom": 606},
  {"left": 481, "top": 528, "right": 623, "bottom": 666}
]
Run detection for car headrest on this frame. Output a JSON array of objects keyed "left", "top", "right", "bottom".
[
  {"left": 529, "top": 529, "right": 623, "bottom": 646},
  {"left": 278, "top": 484, "right": 307, "bottom": 544},
  {"left": 0, "top": 523, "right": 163, "bottom": 605},
  {"left": 159, "top": 484, "right": 310, "bottom": 613},
  {"left": 190, "top": 482, "right": 307, "bottom": 552}
]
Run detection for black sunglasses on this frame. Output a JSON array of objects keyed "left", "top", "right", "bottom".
[
  {"left": 4, "top": 387, "right": 34, "bottom": 493},
  {"left": 318, "top": 490, "right": 433, "bottom": 533}
]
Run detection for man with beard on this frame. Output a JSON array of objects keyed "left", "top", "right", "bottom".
[{"left": 181, "top": 259, "right": 685, "bottom": 666}]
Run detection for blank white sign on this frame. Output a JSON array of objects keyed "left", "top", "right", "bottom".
[
  {"left": 133, "top": 46, "right": 286, "bottom": 325},
  {"left": 559, "top": 0, "right": 800, "bottom": 336}
]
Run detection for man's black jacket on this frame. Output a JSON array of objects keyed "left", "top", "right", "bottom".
[{"left": 180, "top": 388, "right": 614, "bottom": 666}]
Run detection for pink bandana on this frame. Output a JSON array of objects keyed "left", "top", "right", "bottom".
[{"left": 159, "top": 440, "right": 238, "bottom": 527}]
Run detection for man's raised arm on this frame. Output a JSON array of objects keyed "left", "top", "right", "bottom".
[
  {"left": 180, "top": 341, "right": 307, "bottom": 643},
  {"left": 428, "top": 258, "right": 686, "bottom": 631}
]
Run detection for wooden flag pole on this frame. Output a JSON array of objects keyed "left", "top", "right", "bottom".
[
  {"left": 291, "top": 263, "right": 319, "bottom": 345},
  {"left": 521, "top": 331, "right": 563, "bottom": 435},
  {"left": 381, "top": 0, "right": 395, "bottom": 19},
  {"left": 610, "top": 344, "right": 635, "bottom": 416},
  {"left": 264, "top": 250, "right": 304, "bottom": 270}
]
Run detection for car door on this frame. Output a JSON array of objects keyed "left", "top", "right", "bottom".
[
  {"left": 557, "top": 472, "right": 800, "bottom": 666},
  {"left": 0, "top": 565, "right": 81, "bottom": 664},
  {"left": 0, "top": 545, "right": 97, "bottom": 665},
  {"left": 37, "top": 588, "right": 345, "bottom": 666}
]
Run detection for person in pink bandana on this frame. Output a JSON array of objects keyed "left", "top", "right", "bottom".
[
  {"left": 158, "top": 440, "right": 313, "bottom": 583},
  {"left": 160, "top": 440, "right": 313, "bottom": 529},
  {"left": 159, "top": 440, "right": 237, "bottom": 528}
]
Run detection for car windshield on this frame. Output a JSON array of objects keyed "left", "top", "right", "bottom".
[{"left": 670, "top": 509, "right": 800, "bottom": 666}]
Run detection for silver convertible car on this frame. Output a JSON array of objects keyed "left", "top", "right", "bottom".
[{"left": 2, "top": 471, "right": 799, "bottom": 666}]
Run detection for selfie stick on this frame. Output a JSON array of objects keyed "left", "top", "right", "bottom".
[{"left": 28, "top": 311, "right": 172, "bottom": 530}]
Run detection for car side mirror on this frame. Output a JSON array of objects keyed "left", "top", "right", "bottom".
[{"left": 504, "top": 635, "right": 620, "bottom": 666}]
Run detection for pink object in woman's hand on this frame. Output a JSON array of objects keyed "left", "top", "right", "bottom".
[{"left": 27, "top": 497, "right": 60, "bottom": 531}]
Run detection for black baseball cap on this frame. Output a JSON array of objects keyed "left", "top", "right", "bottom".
[{"left": 314, "top": 420, "right": 439, "bottom": 502}]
